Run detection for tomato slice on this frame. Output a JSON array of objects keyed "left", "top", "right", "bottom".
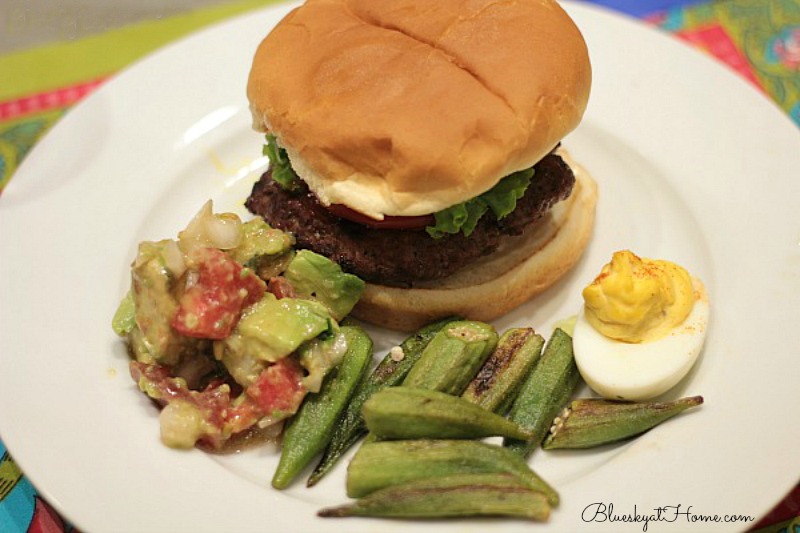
[
  {"left": 246, "top": 358, "right": 307, "bottom": 419},
  {"left": 172, "top": 248, "right": 266, "bottom": 339},
  {"left": 325, "top": 203, "right": 435, "bottom": 230}
]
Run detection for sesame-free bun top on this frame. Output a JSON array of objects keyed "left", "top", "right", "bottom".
[{"left": 247, "top": 0, "right": 591, "bottom": 219}]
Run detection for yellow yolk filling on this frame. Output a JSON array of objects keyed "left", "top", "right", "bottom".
[{"left": 583, "top": 250, "right": 694, "bottom": 343}]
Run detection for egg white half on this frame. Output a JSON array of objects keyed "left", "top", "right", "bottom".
[{"left": 573, "top": 279, "right": 709, "bottom": 401}]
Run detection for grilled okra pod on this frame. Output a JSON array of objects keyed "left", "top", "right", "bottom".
[
  {"left": 461, "top": 328, "right": 544, "bottom": 414},
  {"left": 362, "top": 387, "right": 533, "bottom": 441},
  {"left": 402, "top": 320, "right": 498, "bottom": 394},
  {"left": 319, "top": 473, "right": 550, "bottom": 521},
  {"left": 346, "top": 439, "right": 558, "bottom": 505},
  {"left": 543, "top": 396, "right": 704, "bottom": 450},
  {"left": 307, "top": 317, "right": 459, "bottom": 486},
  {"left": 504, "top": 327, "right": 581, "bottom": 458},
  {"left": 272, "top": 325, "right": 373, "bottom": 489}
]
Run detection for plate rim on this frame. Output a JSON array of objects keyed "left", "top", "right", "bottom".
[{"left": 1, "top": 2, "right": 799, "bottom": 531}]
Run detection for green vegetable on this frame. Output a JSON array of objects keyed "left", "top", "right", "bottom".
[
  {"left": 216, "top": 293, "right": 332, "bottom": 364},
  {"left": 543, "top": 396, "right": 704, "bottom": 450},
  {"left": 461, "top": 328, "right": 544, "bottom": 414},
  {"left": 426, "top": 167, "right": 534, "bottom": 238},
  {"left": 363, "top": 387, "right": 533, "bottom": 441},
  {"left": 345, "top": 439, "right": 558, "bottom": 505},
  {"left": 308, "top": 317, "right": 459, "bottom": 487},
  {"left": 284, "top": 250, "right": 365, "bottom": 321},
  {"left": 428, "top": 199, "right": 488, "bottom": 239},
  {"left": 112, "top": 291, "right": 137, "bottom": 336},
  {"left": 504, "top": 328, "right": 581, "bottom": 458},
  {"left": 319, "top": 473, "right": 550, "bottom": 521},
  {"left": 129, "top": 240, "right": 183, "bottom": 365},
  {"left": 263, "top": 134, "right": 300, "bottom": 191},
  {"left": 296, "top": 327, "right": 347, "bottom": 393},
  {"left": 402, "top": 320, "right": 498, "bottom": 394},
  {"left": 229, "top": 217, "right": 295, "bottom": 276},
  {"left": 272, "top": 325, "right": 373, "bottom": 489}
]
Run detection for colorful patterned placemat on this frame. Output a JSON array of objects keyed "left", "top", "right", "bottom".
[
  {"left": 1, "top": 1, "right": 798, "bottom": 532},
  {"left": 650, "top": 0, "right": 800, "bottom": 124},
  {"left": 0, "top": 0, "right": 282, "bottom": 194}
]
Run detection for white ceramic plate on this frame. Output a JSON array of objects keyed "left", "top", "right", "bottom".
[{"left": 1, "top": 2, "right": 799, "bottom": 531}]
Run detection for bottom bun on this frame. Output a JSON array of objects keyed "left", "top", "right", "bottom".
[{"left": 351, "top": 150, "right": 598, "bottom": 331}]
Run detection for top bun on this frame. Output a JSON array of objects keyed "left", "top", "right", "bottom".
[{"left": 248, "top": 0, "right": 591, "bottom": 218}]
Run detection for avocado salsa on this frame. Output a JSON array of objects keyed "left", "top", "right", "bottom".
[{"left": 112, "top": 201, "right": 365, "bottom": 450}]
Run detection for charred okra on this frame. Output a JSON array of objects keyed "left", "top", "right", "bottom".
[
  {"left": 504, "top": 328, "right": 581, "bottom": 458},
  {"left": 308, "top": 317, "right": 459, "bottom": 486},
  {"left": 319, "top": 473, "right": 550, "bottom": 521},
  {"left": 346, "top": 439, "right": 558, "bottom": 505},
  {"left": 362, "top": 387, "right": 533, "bottom": 441},
  {"left": 272, "top": 325, "right": 373, "bottom": 489},
  {"left": 543, "top": 396, "right": 704, "bottom": 450},
  {"left": 402, "top": 320, "right": 498, "bottom": 394},
  {"left": 461, "top": 328, "right": 544, "bottom": 414}
]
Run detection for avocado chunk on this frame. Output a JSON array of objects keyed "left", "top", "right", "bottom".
[
  {"left": 297, "top": 328, "right": 349, "bottom": 393},
  {"left": 284, "top": 250, "right": 365, "bottom": 321},
  {"left": 230, "top": 217, "right": 295, "bottom": 279},
  {"left": 217, "top": 292, "right": 333, "bottom": 370},
  {"left": 112, "top": 290, "right": 136, "bottom": 336},
  {"left": 130, "top": 240, "right": 185, "bottom": 365}
]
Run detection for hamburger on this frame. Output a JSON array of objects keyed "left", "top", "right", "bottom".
[{"left": 245, "top": 0, "right": 597, "bottom": 331}]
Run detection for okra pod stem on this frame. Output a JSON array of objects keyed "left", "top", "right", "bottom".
[
  {"left": 307, "top": 317, "right": 459, "bottom": 486},
  {"left": 346, "top": 439, "right": 558, "bottom": 505},
  {"left": 271, "top": 325, "right": 373, "bottom": 489},
  {"left": 461, "top": 328, "right": 544, "bottom": 414},
  {"left": 319, "top": 473, "right": 550, "bottom": 521},
  {"left": 402, "top": 320, "right": 498, "bottom": 395},
  {"left": 543, "top": 395, "right": 704, "bottom": 450},
  {"left": 504, "top": 328, "right": 581, "bottom": 458},
  {"left": 362, "top": 387, "right": 533, "bottom": 441}
]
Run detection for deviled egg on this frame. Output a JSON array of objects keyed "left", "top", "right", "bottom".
[{"left": 573, "top": 250, "right": 709, "bottom": 401}]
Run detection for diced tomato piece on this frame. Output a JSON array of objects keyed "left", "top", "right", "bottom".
[
  {"left": 224, "top": 395, "right": 266, "bottom": 436},
  {"left": 172, "top": 248, "right": 266, "bottom": 339},
  {"left": 246, "top": 358, "right": 307, "bottom": 419},
  {"left": 267, "top": 276, "right": 296, "bottom": 300}
]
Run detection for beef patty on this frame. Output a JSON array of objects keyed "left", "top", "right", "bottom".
[{"left": 245, "top": 152, "right": 575, "bottom": 287}]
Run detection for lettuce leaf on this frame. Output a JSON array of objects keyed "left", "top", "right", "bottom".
[
  {"left": 426, "top": 167, "right": 534, "bottom": 238},
  {"left": 263, "top": 134, "right": 301, "bottom": 191}
]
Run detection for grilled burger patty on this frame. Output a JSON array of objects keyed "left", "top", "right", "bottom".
[{"left": 245, "top": 151, "right": 575, "bottom": 287}]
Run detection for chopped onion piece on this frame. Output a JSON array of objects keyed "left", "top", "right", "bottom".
[
  {"left": 184, "top": 269, "right": 199, "bottom": 290},
  {"left": 206, "top": 213, "right": 242, "bottom": 250},
  {"left": 162, "top": 239, "right": 187, "bottom": 278},
  {"left": 179, "top": 200, "right": 242, "bottom": 255}
]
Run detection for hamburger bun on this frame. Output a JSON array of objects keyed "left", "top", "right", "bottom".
[
  {"left": 247, "top": 0, "right": 592, "bottom": 219},
  {"left": 245, "top": 0, "right": 596, "bottom": 331}
]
